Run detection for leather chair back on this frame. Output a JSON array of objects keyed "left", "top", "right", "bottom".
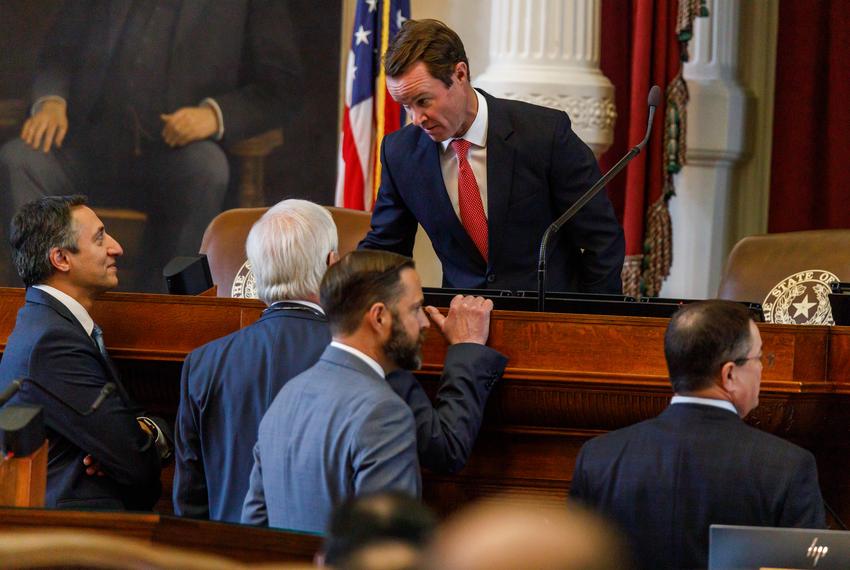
[
  {"left": 717, "top": 229, "right": 850, "bottom": 324},
  {"left": 199, "top": 206, "right": 441, "bottom": 298}
]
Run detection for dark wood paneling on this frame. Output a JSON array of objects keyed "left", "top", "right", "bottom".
[{"left": 2, "top": 288, "right": 850, "bottom": 525}]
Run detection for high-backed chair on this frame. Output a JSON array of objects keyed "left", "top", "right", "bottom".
[
  {"left": 199, "top": 206, "right": 441, "bottom": 297},
  {"left": 717, "top": 229, "right": 850, "bottom": 324}
]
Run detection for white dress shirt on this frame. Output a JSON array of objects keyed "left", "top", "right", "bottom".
[
  {"left": 670, "top": 395, "right": 738, "bottom": 415},
  {"left": 330, "top": 340, "right": 386, "bottom": 379}
]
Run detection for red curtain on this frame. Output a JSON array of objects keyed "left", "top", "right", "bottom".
[
  {"left": 768, "top": 1, "right": 850, "bottom": 232},
  {"left": 599, "top": 0, "right": 683, "bottom": 296}
]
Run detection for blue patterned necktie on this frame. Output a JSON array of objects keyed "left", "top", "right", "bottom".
[{"left": 91, "top": 324, "right": 108, "bottom": 359}]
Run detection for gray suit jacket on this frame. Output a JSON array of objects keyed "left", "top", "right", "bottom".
[{"left": 241, "top": 345, "right": 420, "bottom": 533}]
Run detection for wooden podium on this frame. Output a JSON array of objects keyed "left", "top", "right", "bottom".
[
  {"left": 1, "top": 288, "right": 849, "bottom": 521},
  {"left": 0, "top": 440, "right": 46, "bottom": 507}
]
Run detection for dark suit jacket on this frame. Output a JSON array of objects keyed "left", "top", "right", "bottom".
[
  {"left": 570, "top": 404, "right": 826, "bottom": 570},
  {"left": 359, "top": 90, "right": 625, "bottom": 293},
  {"left": 0, "top": 287, "right": 161, "bottom": 510},
  {"left": 34, "top": 0, "right": 300, "bottom": 142},
  {"left": 173, "top": 304, "right": 507, "bottom": 522}
]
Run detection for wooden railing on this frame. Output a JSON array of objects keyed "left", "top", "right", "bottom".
[
  {"left": 0, "top": 506, "right": 321, "bottom": 563},
  {"left": 2, "top": 287, "right": 850, "bottom": 521}
]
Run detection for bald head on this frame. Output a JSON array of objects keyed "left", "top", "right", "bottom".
[{"left": 426, "top": 498, "right": 632, "bottom": 570}]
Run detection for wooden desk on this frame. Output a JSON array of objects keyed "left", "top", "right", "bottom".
[
  {"left": 0, "top": 506, "right": 321, "bottom": 563},
  {"left": 2, "top": 288, "right": 849, "bottom": 520}
]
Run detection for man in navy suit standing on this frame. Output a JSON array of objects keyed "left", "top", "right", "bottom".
[
  {"left": 174, "top": 200, "right": 507, "bottom": 523},
  {"left": 359, "top": 19, "right": 624, "bottom": 294},
  {"left": 570, "top": 300, "right": 826, "bottom": 569},
  {"left": 0, "top": 195, "right": 171, "bottom": 510}
]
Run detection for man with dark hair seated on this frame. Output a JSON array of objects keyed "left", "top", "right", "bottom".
[
  {"left": 0, "top": 195, "right": 171, "bottom": 510},
  {"left": 570, "top": 300, "right": 826, "bottom": 569},
  {"left": 321, "top": 491, "right": 436, "bottom": 569}
]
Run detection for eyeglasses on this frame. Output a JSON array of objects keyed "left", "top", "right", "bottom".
[{"left": 733, "top": 352, "right": 775, "bottom": 369}]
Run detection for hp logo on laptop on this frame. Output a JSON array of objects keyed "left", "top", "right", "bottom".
[{"left": 807, "top": 537, "right": 829, "bottom": 566}]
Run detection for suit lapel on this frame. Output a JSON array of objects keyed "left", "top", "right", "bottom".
[
  {"left": 413, "top": 132, "right": 487, "bottom": 266},
  {"left": 481, "top": 91, "right": 516, "bottom": 274},
  {"left": 26, "top": 288, "right": 131, "bottom": 401}
]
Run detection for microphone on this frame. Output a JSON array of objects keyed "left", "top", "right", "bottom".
[
  {"left": 87, "top": 383, "right": 116, "bottom": 415},
  {"left": 537, "top": 85, "right": 661, "bottom": 311},
  {"left": 0, "top": 379, "right": 23, "bottom": 407},
  {"left": 8, "top": 377, "right": 118, "bottom": 416}
]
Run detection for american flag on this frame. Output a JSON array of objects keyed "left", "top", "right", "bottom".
[{"left": 335, "top": 0, "right": 411, "bottom": 210}]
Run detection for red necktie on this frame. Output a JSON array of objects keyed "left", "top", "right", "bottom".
[{"left": 451, "top": 139, "right": 488, "bottom": 262}]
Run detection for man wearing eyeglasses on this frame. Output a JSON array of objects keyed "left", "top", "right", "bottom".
[{"left": 570, "top": 300, "right": 826, "bottom": 570}]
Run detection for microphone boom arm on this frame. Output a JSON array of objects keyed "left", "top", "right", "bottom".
[{"left": 537, "top": 85, "right": 660, "bottom": 311}]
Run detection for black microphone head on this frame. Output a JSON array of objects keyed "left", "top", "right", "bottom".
[{"left": 648, "top": 85, "right": 661, "bottom": 108}]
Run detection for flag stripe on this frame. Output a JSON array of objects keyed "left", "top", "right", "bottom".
[{"left": 336, "top": 0, "right": 410, "bottom": 211}]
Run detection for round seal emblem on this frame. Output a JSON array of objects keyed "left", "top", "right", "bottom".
[
  {"left": 762, "top": 269, "right": 838, "bottom": 325},
  {"left": 230, "top": 260, "right": 258, "bottom": 299}
]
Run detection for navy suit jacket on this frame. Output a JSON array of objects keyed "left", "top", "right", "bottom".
[
  {"left": 174, "top": 305, "right": 507, "bottom": 522},
  {"left": 34, "top": 0, "right": 300, "bottom": 142},
  {"left": 242, "top": 345, "right": 420, "bottom": 533},
  {"left": 0, "top": 287, "right": 161, "bottom": 510},
  {"left": 570, "top": 404, "right": 826, "bottom": 570},
  {"left": 359, "top": 90, "right": 625, "bottom": 293}
]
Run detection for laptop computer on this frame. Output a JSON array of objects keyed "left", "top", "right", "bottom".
[{"left": 709, "top": 524, "right": 850, "bottom": 570}]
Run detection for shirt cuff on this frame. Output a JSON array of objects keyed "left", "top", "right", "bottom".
[
  {"left": 137, "top": 416, "right": 173, "bottom": 461},
  {"left": 31, "top": 95, "right": 66, "bottom": 116},
  {"left": 201, "top": 98, "right": 224, "bottom": 140}
]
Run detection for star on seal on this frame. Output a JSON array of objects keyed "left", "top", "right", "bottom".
[{"left": 762, "top": 269, "right": 838, "bottom": 325}]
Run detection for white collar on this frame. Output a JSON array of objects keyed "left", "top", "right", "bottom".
[
  {"left": 441, "top": 89, "right": 488, "bottom": 152},
  {"left": 330, "top": 341, "right": 385, "bottom": 379},
  {"left": 32, "top": 284, "right": 95, "bottom": 335},
  {"left": 670, "top": 395, "right": 739, "bottom": 416}
]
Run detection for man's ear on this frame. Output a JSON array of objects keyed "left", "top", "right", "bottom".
[
  {"left": 48, "top": 246, "right": 71, "bottom": 274},
  {"left": 720, "top": 361, "right": 737, "bottom": 393},
  {"left": 327, "top": 250, "right": 340, "bottom": 267},
  {"left": 454, "top": 61, "right": 469, "bottom": 84},
  {"left": 367, "top": 302, "right": 391, "bottom": 336}
]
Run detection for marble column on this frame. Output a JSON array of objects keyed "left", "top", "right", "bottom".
[
  {"left": 660, "top": 0, "right": 747, "bottom": 299},
  {"left": 474, "top": 0, "right": 616, "bottom": 156}
]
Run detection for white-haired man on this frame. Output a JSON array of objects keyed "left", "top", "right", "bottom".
[{"left": 173, "top": 199, "right": 507, "bottom": 522}]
